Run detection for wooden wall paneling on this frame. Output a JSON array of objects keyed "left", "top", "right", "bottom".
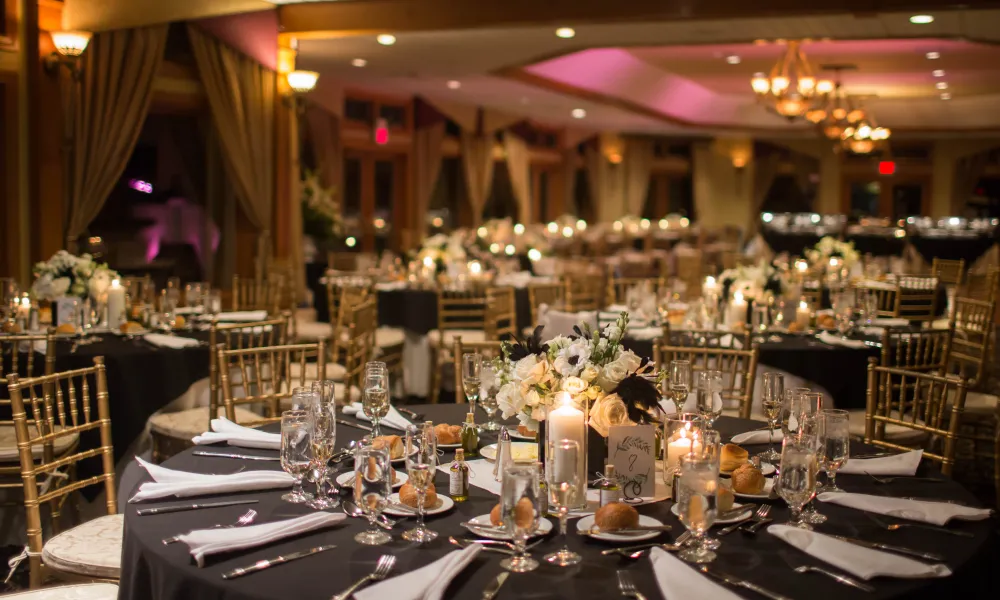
[{"left": 34, "top": 27, "right": 63, "bottom": 263}]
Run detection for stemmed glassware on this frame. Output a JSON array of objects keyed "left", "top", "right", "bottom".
[
  {"left": 402, "top": 423, "right": 438, "bottom": 543},
  {"left": 790, "top": 392, "right": 826, "bottom": 524},
  {"left": 500, "top": 464, "right": 541, "bottom": 573},
  {"left": 668, "top": 360, "right": 691, "bottom": 410},
  {"left": 280, "top": 410, "right": 313, "bottom": 503},
  {"left": 751, "top": 305, "right": 769, "bottom": 343},
  {"left": 306, "top": 399, "right": 339, "bottom": 509},
  {"left": 817, "top": 409, "right": 850, "bottom": 493},
  {"left": 676, "top": 454, "right": 719, "bottom": 564},
  {"left": 544, "top": 439, "right": 581, "bottom": 567},
  {"left": 462, "top": 353, "right": 482, "bottom": 427},
  {"left": 311, "top": 380, "right": 337, "bottom": 406},
  {"left": 780, "top": 387, "right": 811, "bottom": 437},
  {"left": 695, "top": 370, "right": 723, "bottom": 430},
  {"left": 478, "top": 361, "right": 501, "bottom": 431},
  {"left": 354, "top": 442, "right": 392, "bottom": 545},
  {"left": 778, "top": 435, "right": 819, "bottom": 530},
  {"left": 363, "top": 362, "right": 390, "bottom": 437},
  {"left": 759, "top": 372, "right": 785, "bottom": 462}
]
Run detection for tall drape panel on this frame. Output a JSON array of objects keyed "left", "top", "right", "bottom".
[
  {"left": 482, "top": 110, "right": 523, "bottom": 135},
  {"left": 305, "top": 105, "right": 343, "bottom": 192},
  {"left": 460, "top": 133, "right": 496, "bottom": 227},
  {"left": 65, "top": 25, "right": 168, "bottom": 251},
  {"left": 562, "top": 148, "right": 579, "bottom": 217},
  {"left": 187, "top": 24, "right": 276, "bottom": 264},
  {"left": 287, "top": 104, "right": 306, "bottom": 298},
  {"left": 585, "top": 146, "right": 623, "bottom": 223},
  {"left": 413, "top": 122, "right": 446, "bottom": 240},
  {"left": 503, "top": 131, "right": 532, "bottom": 224},
  {"left": 952, "top": 152, "right": 990, "bottom": 215},
  {"left": 623, "top": 138, "right": 654, "bottom": 217},
  {"left": 750, "top": 154, "right": 782, "bottom": 233}
]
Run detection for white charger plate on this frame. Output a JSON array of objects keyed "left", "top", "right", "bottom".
[
  {"left": 384, "top": 493, "right": 454, "bottom": 517},
  {"left": 575, "top": 514, "right": 665, "bottom": 542},
  {"left": 463, "top": 514, "right": 553, "bottom": 540},
  {"left": 335, "top": 470, "right": 408, "bottom": 490},
  {"left": 670, "top": 502, "right": 752, "bottom": 525}
]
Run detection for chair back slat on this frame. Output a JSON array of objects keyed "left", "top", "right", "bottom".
[
  {"left": 527, "top": 283, "right": 563, "bottom": 327},
  {"left": 605, "top": 276, "right": 666, "bottom": 308},
  {"left": 485, "top": 288, "right": 517, "bottom": 341},
  {"left": 218, "top": 342, "right": 326, "bottom": 427},
  {"left": 653, "top": 341, "right": 759, "bottom": 418},
  {"left": 342, "top": 299, "right": 378, "bottom": 394},
  {"left": 946, "top": 296, "right": 995, "bottom": 387},
  {"left": 931, "top": 258, "right": 965, "bottom": 287},
  {"left": 437, "top": 287, "right": 489, "bottom": 331},
  {"left": 563, "top": 276, "right": 602, "bottom": 312},
  {"left": 208, "top": 315, "right": 290, "bottom": 426}
]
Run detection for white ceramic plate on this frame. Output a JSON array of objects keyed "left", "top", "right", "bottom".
[
  {"left": 720, "top": 462, "right": 776, "bottom": 477},
  {"left": 733, "top": 478, "right": 775, "bottom": 500},
  {"left": 670, "top": 502, "right": 752, "bottom": 525},
  {"left": 335, "top": 470, "right": 408, "bottom": 490},
  {"left": 463, "top": 514, "right": 553, "bottom": 540},
  {"left": 506, "top": 428, "right": 537, "bottom": 441},
  {"left": 390, "top": 446, "right": 420, "bottom": 464},
  {"left": 384, "top": 493, "right": 454, "bottom": 517},
  {"left": 575, "top": 514, "right": 665, "bottom": 542},
  {"left": 480, "top": 442, "right": 538, "bottom": 463}
]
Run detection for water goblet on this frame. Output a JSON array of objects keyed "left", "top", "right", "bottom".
[
  {"left": 462, "top": 353, "right": 482, "bottom": 426},
  {"left": 500, "top": 464, "right": 541, "bottom": 573},
  {"left": 780, "top": 387, "right": 811, "bottom": 437},
  {"left": 306, "top": 400, "right": 339, "bottom": 510},
  {"left": 778, "top": 436, "right": 819, "bottom": 530},
  {"left": 817, "top": 409, "right": 849, "bottom": 494},
  {"left": 695, "top": 370, "right": 723, "bottom": 430},
  {"left": 280, "top": 410, "right": 313, "bottom": 503},
  {"left": 676, "top": 454, "right": 719, "bottom": 564},
  {"left": 758, "top": 372, "right": 785, "bottom": 462},
  {"left": 363, "top": 364, "right": 390, "bottom": 437},
  {"left": 402, "top": 423, "right": 438, "bottom": 543},
  {"left": 751, "top": 305, "right": 769, "bottom": 343},
  {"left": 354, "top": 443, "right": 392, "bottom": 545},
  {"left": 545, "top": 439, "right": 581, "bottom": 567}
]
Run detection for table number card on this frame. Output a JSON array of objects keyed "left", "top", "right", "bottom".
[{"left": 608, "top": 425, "right": 655, "bottom": 498}]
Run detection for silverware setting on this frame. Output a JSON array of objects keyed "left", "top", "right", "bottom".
[
  {"left": 732, "top": 505, "right": 771, "bottom": 536},
  {"left": 829, "top": 534, "right": 945, "bottom": 562},
  {"left": 866, "top": 472, "right": 944, "bottom": 484},
  {"left": 698, "top": 565, "right": 794, "bottom": 600},
  {"left": 162, "top": 509, "right": 258, "bottom": 545},
  {"left": 852, "top": 452, "right": 897, "bottom": 459},
  {"left": 481, "top": 571, "right": 509, "bottom": 600},
  {"left": 136, "top": 498, "right": 258, "bottom": 517},
  {"left": 779, "top": 549, "right": 875, "bottom": 592},
  {"left": 396, "top": 406, "right": 424, "bottom": 421},
  {"left": 331, "top": 554, "right": 396, "bottom": 600},
  {"left": 617, "top": 570, "right": 647, "bottom": 600},
  {"left": 580, "top": 524, "right": 673, "bottom": 536},
  {"left": 448, "top": 536, "right": 544, "bottom": 555},
  {"left": 865, "top": 512, "right": 974, "bottom": 538},
  {"left": 192, "top": 451, "right": 280, "bottom": 462},
  {"left": 601, "top": 532, "right": 691, "bottom": 559},
  {"left": 336, "top": 418, "right": 373, "bottom": 432},
  {"left": 221, "top": 544, "right": 337, "bottom": 580},
  {"left": 342, "top": 499, "right": 397, "bottom": 530}
]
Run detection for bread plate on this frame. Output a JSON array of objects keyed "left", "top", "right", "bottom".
[
  {"left": 384, "top": 493, "right": 453, "bottom": 516},
  {"left": 575, "top": 514, "right": 665, "bottom": 542}
]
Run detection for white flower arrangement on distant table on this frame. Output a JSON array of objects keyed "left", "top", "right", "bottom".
[
  {"left": 718, "top": 260, "right": 786, "bottom": 301},
  {"left": 805, "top": 236, "right": 860, "bottom": 272},
  {"left": 31, "top": 250, "right": 119, "bottom": 301}
]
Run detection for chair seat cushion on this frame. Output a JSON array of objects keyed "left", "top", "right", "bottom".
[
  {"left": 0, "top": 425, "right": 78, "bottom": 463},
  {"left": 847, "top": 409, "right": 929, "bottom": 444},
  {"left": 963, "top": 390, "right": 998, "bottom": 415},
  {"left": 148, "top": 406, "right": 263, "bottom": 439},
  {"left": 3, "top": 584, "right": 119, "bottom": 599},
  {"left": 42, "top": 514, "right": 123, "bottom": 580},
  {"left": 427, "top": 329, "right": 485, "bottom": 347},
  {"left": 289, "top": 361, "right": 347, "bottom": 382},
  {"left": 376, "top": 327, "right": 406, "bottom": 348},
  {"left": 295, "top": 321, "right": 334, "bottom": 342}
]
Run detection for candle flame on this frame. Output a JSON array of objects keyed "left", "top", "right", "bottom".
[{"left": 799, "top": 300, "right": 808, "bottom": 310}]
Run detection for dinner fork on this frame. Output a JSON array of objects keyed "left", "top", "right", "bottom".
[
  {"left": 865, "top": 472, "right": 943, "bottom": 484},
  {"left": 779, "top": 550, "right": 874, "bottom": 592},
  {"left": 162, "top": 509, "right": 257, "bottom": 545},
  {"left": 740, "top": 504, "right": 772, "bottom": 535},
  {"left": 331, "top": 554, "right": 396, "bottom": 600},
  {"left": 864, "top": 512, "right": 974, "bottom": 538},
  {"left": 717, "top": 505, "right": 766, "bottom": 536},
  {"left": 616, "top": 570, "right": 647, "bottom": 600}
]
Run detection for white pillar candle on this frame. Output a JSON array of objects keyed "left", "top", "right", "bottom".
[
  {"left": 665, "top": 425, "right": 702, "bottom": 473},
  {"left": 727, "top": 291, "right": 747, "bottom": 328},
  {"left": 795, "top": 300, "right": 811, "bottom": 329},
  {"left": 546, "top": 393, "right": 586, "bottom": 499},
  {"left": 106, "top": 279, "right": 126, "bottom": 328}
]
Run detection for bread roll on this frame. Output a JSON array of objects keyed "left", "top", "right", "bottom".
[
  {"left": 373, "top": 435, "right": 404, "bottom": 459},
  {"left": 731, "top": 463, "right": 765, "bottom": 494},
  {"left": 55, "top": 323, "right": 77, "bottom": 335},
  {"left": 120, "top": 321, "right": 144, "bottom": 334},
  {"left": 399, "top": 482, "right": 437, "bottom": 508},
  {"left": 788, "top": 322, "right": 804, "bottom": 333},
  {"left": 516, "top": 425, "right": 537, "bottom": 439},
  {"left": 434, "top": 423, "right": 462, "bottom": 445},
  {"left": 173, "top": 315, "right": 187, "bottom": 328},
  {"left": 594, "top": 502, "right": 639, "bottom": 531},
  {"left": 490, "top": 503, "right": 503, "bottom": 526},
  {"left": 513, "top": 497, "right": 535, "bottom": 529},
  {"left": 717, "top": 485, "right": 735, "bottom": 512},
  {"left": 720, "top": 443, "right": 748, "bottom": 472}
]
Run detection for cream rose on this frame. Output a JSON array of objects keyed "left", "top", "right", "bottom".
[
  {"left": 497, "top": 382, "right": 525, "bottom": 419},
  {"left": 560, "top": 376, "right": 589, "bottom": 396},
  {"left": 580, "top": 364, "right": 600, "bottom": 383},
  {"left": 514, "top": 355, "right": 540, "bottom": 381},
  {"left": 588, "top": 393, "right": 632, "bottom": 437}
]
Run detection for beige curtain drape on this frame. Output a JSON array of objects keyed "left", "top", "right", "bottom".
[
  {"left": 188, "top": 24, "right": 276, "bottom": 260},
  {"left": 413, "top": 123, "right": 446, "bottom": 240},
  {"left": 585, "top": 146, "right": 623, "bottom": 223},
  {"left": 623, "top": 138, "right": 654, "bottom": 217},
  {"left": 952, "top": 152, "right": 990, "bottom": 215},
  {"left": 64, "top": 25, "right": 168, "bottom": 250},
  {"left": 562, "top": 148, "right": 579, "bottom": 217},
  {"left": 503, "top": 131, "right": 532, "bottom": 224},
  {"left": 306, "top": 106, "right": 343, "bottom": 192},
  {"left": 750, "top": 153, "right": 782, "bottom": 233},
  {"left": 460, "top": 133, "right": 496, "bottom": 227}
]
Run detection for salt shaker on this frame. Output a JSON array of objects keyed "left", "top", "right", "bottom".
[{"left": 493, "top": 427, "right": 513, "bottom": 482}]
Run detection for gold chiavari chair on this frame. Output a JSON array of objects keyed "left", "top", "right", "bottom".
[
  {"left": 7, "top": 357, "right": 120, "bottom": 588},
  {"left": 231, "top": 274, "right": 283, "bottom": 313},
  {"left": 563, "top": 275, "right": 602, "bottom": 312},
  {"left": 147, "top": 315, "right": 290, "bottom": 462},
  {"left": 218, "top": 342, "right": 327, "bottom": 428},
  {"left": 855, "top": 280, "right": 898, "bottom": 319},
  {"left": 327, "top": 251, "right": 358, "bottom": 272},
  {"left": 290, "top": 298, "right": 375, "bottom": 404},
  {"left": 674, "top": 249, "right": 704, "bottom": 297},
  {"left": 896, "top": 275, "right": 939, "bottom": 322},
  {"left": 931, "top": 258, "right": 966, "bottom": 287},
  {"left": 605, "top": 274, "right": 666, "bottom": 307},
  {"left": 326, "top": 283, "right": 372, "bottom": 359},
  {"left": 660, "top": 325, "right": 750, "bottom": 350},
  {"left": 372, "top": 300, "right": 405, "bottom": 386},
  {"left": 959, "top": 268, "right": 999, "bottom": 304},
  {"left": 527, "top": 282, "right": 564, "bottom": 331},
  {"left": 653, "top": 341, "right": 759, "bottom": 419},
  {"left": 427, "top": 286, "right": 490, "bottom": 403},
  {"left": 994, "top": 400, "right": 1000, "bottom": 510},
  {"left": 452, "top": 337, "right": 504, "bottom": 404},
  {"left": 485, "top": 287, "right": 517, "bottom": 341},
  {"left": 864, "top": 359, "right": 968, "bottom": 476}
]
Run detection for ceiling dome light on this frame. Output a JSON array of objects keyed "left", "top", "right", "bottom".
[
  {"left": 909, "top": 15, "right": 934, "bottom": 24},
  {"left": 932, "top": 69, "right": 945, "bottom": 77},
  {"left": 351, "top": 58, "right": 367, "bottom": 67},
  {"left": 571, "top": 108, "right": 586, "bottom": 119},
  {"left": 447, "top": 80, "right": 461, "bottom": 89},
  {"left": 377, "top": 34, "right": 396, "bottom": 46},
  {"left": 726, "top": 55, "right": 741, "bottom": 65},
  {"left": 555, "top": 27, "right": 575, "bottom": 39},
  {"left": 51, "top": 31, "right": 92, "bottom": 57},
  {"left": 935, "top": 81, "right": 948, "bottom": 90},
  {"left": 925, "top": 51, "right": 940, "bottom": 60},
  {"left": 940, "top": 92, "right": 952, "bottom": 100},
  {"left": 286, "top": 70, "right": 319, "bottom": 93}
]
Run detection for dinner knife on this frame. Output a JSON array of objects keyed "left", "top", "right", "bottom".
[
  {"left": 698, "top": 566, "right": 794, "bottom": 600},
  {"left": 581, "top": 524, "right": 672, "bottom": 535},
  {"left": 829, "top": 535, "right": 945, "bottom": 561},
  {"left": 193, "top": 451, "right": 280, "bottom": 462},
  {"left": 336, "top": 418, "right": 373, "bottom": 432},
  {"left": 221, "top": 545, "right": 337, "bottom": 579},
  {"left": 136, "top": 499, "right": 258, "bottom": 516},
  {"left": 482, "top": 572, "right": 509, "bottom": 600}
]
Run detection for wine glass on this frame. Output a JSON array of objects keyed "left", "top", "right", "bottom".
[
  {"left": 500, "top": 464, "right": 541, "bottom": 573},
  {"left": 363, "top": 363, "right": 390, "bottom": 437},
  {"left": 751, "top": 305, "right": 769, "bottom": 343},
  {"left": 462, "top": 353, "right": 482, "bottom": 426},
  {"left": 479, "top": 362, "right": 501, "bottom": 431},
  {"left": 306, "top": 400, "right": 339, "bottom": 509},
  {"left": 402, "top": 423, "right": 438, "bottom": 543},
  {"left": 290, "top": 388, "right": 320, "bottom": 412},
  {"left": 354, "top": 442, "right": 392, "bottom": 545},
  {"left": 280, "top": 410, "right": 313, "bottom": 503},
  {"left": 545, "top": 439, "right": 581, "bottom": 567},
  {"left": 691, "top": 430, "right": 723, "bottom": 552},
  {"left": 695, "top": 370, "right": 723, "bottom": 430},
  {"left": 759, "top": 372, "right": 785, "bottom": 462},
  {"left": 780, "top": 387, "right": 811, "bottom": 437},
  {"left": 165, "top": 277, "right": 182, "bottom": 308},
  {"left": 778, "top": 436, "right": 819, "bottom": 530},
  {"left": 676, "top": 454, "right": 719, "bottom": 564},
  {"left": 668, "top": 360, "right": 691, "bottom": 410},
  {"left": 817, "top": 409, "right": 850, "bottom": 494},
  {"left": 310, "top": 380, "right": 336, "bottom": 406}
]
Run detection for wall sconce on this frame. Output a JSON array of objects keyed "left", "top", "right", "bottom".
[
  {"left": 44, "top": 30, "right": 92, "bottom": 78},
  {"left": 732, "top": 155, "right": 748, "bottom": 170},
  {"left": 284, "top": 69, "right": 319, "bottom": 112}
]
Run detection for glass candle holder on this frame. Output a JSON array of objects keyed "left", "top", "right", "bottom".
[
  {"left": 663, "top": 413, "right": 703, "bottom": 488},
  {"left": 545, "top": 392, "right": 588, "bottom": 509}
]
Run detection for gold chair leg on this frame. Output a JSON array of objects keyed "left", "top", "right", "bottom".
[{"left": 428, "top": 345, "right": 441, "bottom": 404}]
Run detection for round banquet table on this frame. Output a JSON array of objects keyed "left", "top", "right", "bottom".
[
  {"left": 845, "top": 234, "right": 906, "bottom": 257},
  {"left": 761, "top": 231, "right": 823, "bottom": 256},
  {"left": 908, "top": 235, "right": 997, "bottom": 265},
  {"left": 118, "top": 404, "right": 996, "bottom": 600},
  {"left": 360, "top": 288, "right": 533, "bottom": 335}
]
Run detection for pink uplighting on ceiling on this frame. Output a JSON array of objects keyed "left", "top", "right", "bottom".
[{"left": 195, "top": 10, "right": 279, "bottom": 71}]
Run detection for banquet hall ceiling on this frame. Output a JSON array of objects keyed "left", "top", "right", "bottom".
[{"left": 295, "top": 8, "right": 1000, "bottom": 135}]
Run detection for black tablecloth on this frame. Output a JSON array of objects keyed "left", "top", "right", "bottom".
[
  {"left": 761, "top": 231, "right": 823, "bottom": 256},
  {"left": 909, "top": 235, "right": 997, "bottom": 265},
  {"left": 846, "top": 234, "right": 906, "bottom": 257},
  {"left": 119, "top": 405, "right": 996, "bottom": 600}
]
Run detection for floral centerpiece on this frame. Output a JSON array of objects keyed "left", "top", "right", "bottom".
[
  {"left": 301, "top": 171, "right": 343, "bottom": 243},
  {"left": 414, "top": 232, "right": 468, "bottom": 274},
  {"left": 718, "top": 260, "right": 786, "bottom": 301},
  {"left": 805, "top": 236, "right": 860, "bottom": 272},
  {"left": 31, "top": 251, "right": 119, "bottom": 301}
]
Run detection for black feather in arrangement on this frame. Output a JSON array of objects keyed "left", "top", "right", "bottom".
[
  {"left": 506, "top": 325, "right": 549, "bottom": 362},
  {"left": 613, "top": 373, "right": 663, "bottom": 425}
]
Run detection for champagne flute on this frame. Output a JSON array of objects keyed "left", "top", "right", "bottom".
[
  {"left": 500, "top": 464, "right": 541, "bottom": 573},
  {"left": 778, "top": 436, "right": 819, "bottom": 530},
  {"left": 479, "top": 362, "right": 501, "bottom": 431},
  {"left": 354, "top": 443, "right": 392, "bottom": 545},
  {"left": 545, "top": 439, "right": 581, "bottom": 567},
  {"left": 695, "top": 370, "right": 723, "bottom": 430},
  {"left": 676, "top": 454, "right": 719, "bottom": 564},
  {"left": 290, "top": 388, "right": 320, "bottom": 412},
  {"left": 403, "top": 423, "right": 438, "bottom": 543},
  {"left": 311, "top": 380, "right": 337, "bottom": 406},
  {"left": 668, "top": 360, "right": 691, "bottom": 410},
  {"left": 306, "top": 400, "right": 339, "bottom": 509},
  {"left": 780, "top": 387, "right": 810, "bottom": 437},
  {"left": 759, "top": 372, "right": 785, "bottom": 462},
  {"left": 280, "top": 410, "right": 313, "bottom": 503},
  {"left": 363, "top": 363, "right": 390, "bottom": 437},
  {"left": 462, "top": 353, "right": 482, "bottom": 426},
  {"left": 817, "top": 409, "right": 850, "bottom": 494}
]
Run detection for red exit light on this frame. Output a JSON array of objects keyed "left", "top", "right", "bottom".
[
  {"left": 878, "top": 161, "right": 896, "bottom": 175},
  {"left": 374, "top": 117, "right": 389, "bottom": 145}
]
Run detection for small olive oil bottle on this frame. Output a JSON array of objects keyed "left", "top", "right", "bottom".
[
  {"left": 449, "top": 449, "right": 470, "bottom": 502},
  {"left": 460, "top": 412, "right": 479, "bottom": 457},
  {"left": 599, "top": 464, "right": 622, "bottom": 506}
]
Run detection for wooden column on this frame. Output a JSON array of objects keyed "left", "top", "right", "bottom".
[
  {"left": 360, "top": 155, "right": 375, "bottom": 251},
  {"left": 548, "top": 166, "right": 565, "bottom": 220}
]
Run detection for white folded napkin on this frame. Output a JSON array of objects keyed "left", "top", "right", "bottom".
[
  {"left": 538, "top": 307, "right": 597, "bottom": 338},
  {"left": 374, "top": 281, "right": 408, "bottom": 291},
  {"left": 130, "top": 456, "right": 293, "bottom": 502},
  {"left": 839, "top": 450, "right": 922, "bottom": 476},
  {"left": 871, "top": 317, "right": 910, "bottom": 327},
  {"left": 181, "top": 512, "right": 345, "bottom": 567},
  {"left": 343, "top": 402, "right": 413, "bottom": 431},
  {"left": 817, "top": 492, "right": 992, "bottom": 526},
  {"left": 210, "top": 310, "right": 269, "bottom": 322},
  {"left": 354, "top": 545, "right": 482, "bottom": 600},
  {"left": 859, "top": 326, "right": 886, "bottom": 337},
  {"left": 649, "top": 546, "right": 743, "bottom": 600},
  {"left": 861, "top": 280, "right": 897, "bottom": 291},
  {"left": 174, "top": 306, "right": 205, "bottom": 315},
  {"left": 816, "top": 332, "right": 869, "bottom": 349},
  {"left": 437, "top": 459, "right": 499, "bottom": 495},
  {"left": 730, "top": 429, "right": 784, "bottom": 445},
  {"left": 767, "top": 524, "right": 952, "bottom": 580},
  {"left": 192, "top": 417, "right": 280, "bottom": 450},
  {"left": 144, "top": 333, "right": 201, "bottom": 349}
]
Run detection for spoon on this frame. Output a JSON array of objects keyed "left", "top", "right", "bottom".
[
  {"left": 342, "top": 500, "right": 396, "bottom": 530},
  {"left": 332, "top": 441, "right": 359, "bottom": 463}
]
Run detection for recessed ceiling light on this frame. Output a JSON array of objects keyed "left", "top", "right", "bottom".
[
  {"left": 910, "top": 15, "right": 934, "bottom": 24},
  {"left": 446, "top": 80, "right": 461, "bottom": 89},
  {"left": 377, "top": 34, "right": 396, "bottom": 46},
  {"left": 926, "top": 51, "right": 940, "bottom": 60},
  {"left": 726, "top": 55, "right": 741, "bottom": 65},
  {"left": 351, "top": 58, "right": 367, "bottom": 67},
  {"left": 571, "top": 108, "right": 586, "bottom": 119},
  {"left": 936, "top": 81, "right": 948, "bottom": 90},
  {"left": 941, "top": 92, "right": 952, "bottom": 100},
  {"left": 555, "top": 27, "right": 575, "bottom": 39},
  {"left": 932, "top": 69, "right": 945, "bottom": 77}
]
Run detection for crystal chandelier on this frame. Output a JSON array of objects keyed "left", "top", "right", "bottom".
[
  {"left": 841, "top": 110, "right": 891, "bottom": 154},
  {"left": 751, "top": 41, "right": 832, "bottom": 120},
  {"left": 804, "top": 71, "right": 867, "bottom": 140}
]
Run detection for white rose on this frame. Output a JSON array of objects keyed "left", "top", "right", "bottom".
[
  {"left": 51, "top": 277, "right": 71, "bottom": 298},
  {"left": 561, "top": 376, "right": 589, "bottom": 396},
  {"left": 88, "top": 269, "right": 111, "bottom": 299},
  {"left": 497, "top": 382, "right": 526, "bottom": 419},
  {"left": 522, "top": 388, "right": 542, "bottom": 408},
  {"left": 588, "top": 393, "right": 632, "bottom": 437},
  {"left": 597, "top": 362, "right": 630, "bottom": 393},
  {"left": 580, "top": 364, "right": 600, "bottom": 383},
  {"left": 513, "top": 355, "right": 539, "bottom": 381}
]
